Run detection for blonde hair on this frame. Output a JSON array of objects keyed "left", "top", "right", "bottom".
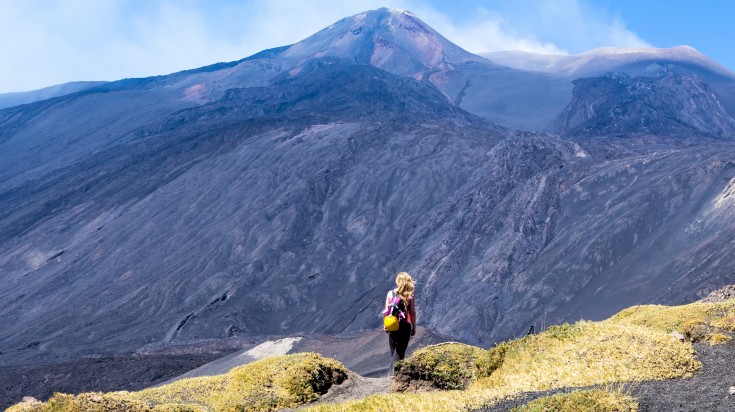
[{"left": 395, "top": 272, "right": 415, "bottom": 304}]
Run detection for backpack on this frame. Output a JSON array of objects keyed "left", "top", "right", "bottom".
[{"left": 383, "top": 290, "right": 408, "bottom": 332}]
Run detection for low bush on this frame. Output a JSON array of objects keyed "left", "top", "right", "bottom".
[
  {"left": 134, "top": 352, "right": 346, "bottom": 411},
  {"left": 475, "top": 340, "right": 516, "bottom": 379},
  {"left": 14, "top": 299, "right": 729, "bottom": 412},
  {"left": 711, "top": 313, "right": 735, "bottom": 331},
  {"left": 393, "top": 343, "right": 484, "bottom": 390},
  {"left": 709, "top": 333, "right": 732, "bottom": 345}
]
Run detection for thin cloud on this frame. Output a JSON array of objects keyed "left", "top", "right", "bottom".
[
  {"left": 407, "top": 5, "right": 569, "bottom": 55},
  {"left": 0, "top": 0, "right": 650, "bottom": 93}
]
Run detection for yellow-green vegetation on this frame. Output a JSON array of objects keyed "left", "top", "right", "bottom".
[
  {"left": 472, "top": 321, "right": 699, "bottom": 392},
  {"left": 6, "top": 392, "right": 158, "bottom": 412},
  {"left": 306, "top": 314, "right": 702, "bottom": 412},
  {"left": 475, "top": 340, "right": 515, "bottom": 379},
  {"left": 511, "top": 389, "right": 638, "bottom": 412},
  {"left": 133, "top": 352, "right": 346, "bottom": 411},
  {"left": 393, "top": 343, "right": 485, "bottom": 389},
  {"left": 711, "top": 312, "right": 735, "bottom": 331},
  {"left": 393, "top": 340, "right": 517, "bottom": 391},
  {"left": 608, "top": 299, "right": 735, "bottom": 334},
  {"left": 709, "top": 333, "right": 732, "bottom": 345},
  {"left": 7, "top": 353, "right": 346, "bottom": 412}
]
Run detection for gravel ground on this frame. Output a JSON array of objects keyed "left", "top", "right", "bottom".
[
  {"left": 476, "top": 336, "right": 735, "bottom": 411},
  {"left": 310, "top": 371, "right": 392, "bottom": 406}
]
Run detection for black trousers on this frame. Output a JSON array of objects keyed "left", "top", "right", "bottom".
[{"left": 388, "top": 321, "right": 412, "bottom": 375}]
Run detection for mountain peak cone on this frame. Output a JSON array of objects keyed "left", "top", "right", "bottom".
[{"left": 281, "top": 8, "right": 487, "bottom": 78}]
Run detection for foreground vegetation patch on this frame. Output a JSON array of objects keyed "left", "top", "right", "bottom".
[
  {"left": 12, "top": 299, "right": 734, "bottom": 412},
  {"left": 393, "top": 342, "right": 485, "bottom": 390},
  {"left": 8, "top": 353, "right": 346, "bottom": 412},
  {"left": 308, "top": 308, "right": 703, "bottom": 411},
  {"left": 473, "top": 321, "right": 699, "bottom": 392},
  {"left": 511, "top": 389, "right": 639, "bottom": 412},
  {"left": 607, "top": 299, "right": 735, "bottom": 334}
]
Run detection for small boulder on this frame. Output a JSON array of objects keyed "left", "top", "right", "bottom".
[
  {"left": 729, "top": 386, "right": 735, "bottom": 396},
  {"left": 670, "top": 331, "right": 685, "bottom": 342}
]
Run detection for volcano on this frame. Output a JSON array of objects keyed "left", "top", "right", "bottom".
[{"left": 1, "top": 8, "right": 735, "bottom": 376}]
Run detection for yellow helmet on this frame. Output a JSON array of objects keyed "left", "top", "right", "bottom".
[{"left": 384, "top": 314, "right": 400, "bottom": 332}]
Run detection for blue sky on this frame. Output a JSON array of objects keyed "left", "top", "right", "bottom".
[{"left": 0, "top": 0, "right": 732, "bottom": 93}]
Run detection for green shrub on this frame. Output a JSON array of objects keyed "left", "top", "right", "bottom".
[{"left": 394, "top": 343, "right": 484, "bottom": 390}]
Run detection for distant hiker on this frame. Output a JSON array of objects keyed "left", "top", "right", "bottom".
[{"left": 383, "top": 271, "right": 417, "bottom": 375}]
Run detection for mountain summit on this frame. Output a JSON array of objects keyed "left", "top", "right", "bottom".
[{"left": 280, "top": 8, "right": 487, "bottom": 79}]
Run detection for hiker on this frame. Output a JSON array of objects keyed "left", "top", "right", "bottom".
[{"left": 384, "top": 271, "right": 417, "bottom": 375}]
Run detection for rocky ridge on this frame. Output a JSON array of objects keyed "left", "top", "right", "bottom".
[{"left": 555, "top": 72, "right": 735, "bottom": 138}]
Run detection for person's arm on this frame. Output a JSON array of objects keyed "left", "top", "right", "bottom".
[{"left": 409, "top": 293, "right": 417, "bottom": 336}]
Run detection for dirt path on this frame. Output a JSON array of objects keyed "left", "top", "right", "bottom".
[
  {"left": 476, "top": 335, "right": 735, "bottom": 411},
  {"left": 306, "top": 371, "right": 391, "bottom": 407}
]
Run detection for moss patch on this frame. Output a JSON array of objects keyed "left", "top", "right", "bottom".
[
  {"left": 607, "top": 299, "right": 735, "bottom": 334},
  {"left": 475, "top": 340, "right": 515, "bottom": 379},
  {"left": 711, "top": 313, "right": 735, "bottom": 331},
  {"left": 709, "top": 333, "right": 732, "bottom": 345},
  {"left": 472, "top": 321, "right": 699, "bottom": 392},
  {"left": 133, "top": 352, "right": 346, "bottom": 411},
  {"left": 511, "top": 389, "right": 638, "bottom": 412},
  {"left": 393, "top": 343, "right": 484, "bottom": 390}
]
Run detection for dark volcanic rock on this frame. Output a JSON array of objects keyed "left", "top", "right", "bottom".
[
  {"left": 699, "top": 284, "right": 735, "bottom": 303},
  {"left": 555, "top": 72, "right": 735, "bottom": 138}
]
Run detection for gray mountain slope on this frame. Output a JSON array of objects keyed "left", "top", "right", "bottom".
[
  {"left": 0, "top": 81, "right": 107, "bottom": 110},
  {"left": 1, "top": 9, "right": 735, "bottom": 369},
  {"left": 0, "top": 8, "right": 564, "bottom": 196},
  {"left": 0, "top": 64, "right": 502, "bottom": 364},
  {"left": 555, "top": 72, "right": 735, "bottom": 138}
]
